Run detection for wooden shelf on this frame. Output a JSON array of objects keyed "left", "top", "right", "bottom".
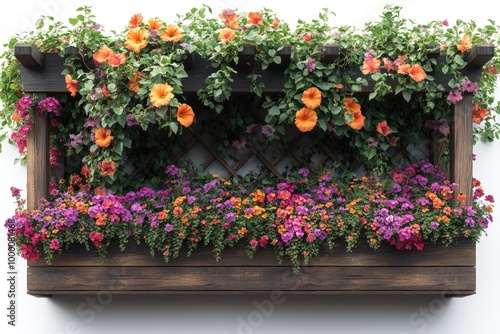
[{"left": 27, "top": 239, "right": 475, "bottom": 297}]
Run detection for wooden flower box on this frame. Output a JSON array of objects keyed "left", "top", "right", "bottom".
[{"left": 15, "top": 44, "right": 493, "bottom": 297}]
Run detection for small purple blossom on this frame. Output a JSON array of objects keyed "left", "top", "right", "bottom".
[
  {"left": 306, "top": 57, "right": 316, "bottom": 72},
  {"left": 69, "top": 132, "right": 84, "bottom": 149},
  {"left": 164, "top": 223, "right": 174, "bottom": 232},
  {"left": 461, "top": 80, "right": 478, "bottom": 93},
  {"left": 367, "top": 137, "right": 378, "bottom": 147},
  {"left": 261, "top": 125, "right": 275, "bottom": 138}
]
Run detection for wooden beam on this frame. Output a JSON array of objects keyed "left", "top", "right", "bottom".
[
  {"left": 17, "top": 44, "right": 494, "bottom": 94},
  {"left": 14, "top": 45, "right": 45, "bottom": 69},
  {"left": 450, "top": 93, "right": 473, "bottom": 206},
  {"left": 464, "top": 44, "right": 495, "bottom": 68},
  {"left": 26, "top": 93, "right": 49, "bottom": 211}
]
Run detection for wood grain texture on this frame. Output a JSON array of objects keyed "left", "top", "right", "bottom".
[
  {"left": 27, "top": 240, "right": 475, "bottom": 296},
  {"left": 450, "top": 93, "right": 473, "bottom": 206},
  {"left": 26, "top": 93, "right": 48, "bottom": 211},
  {"left": 27, "top": 266, "right": 475, "bottom": 294},
  {"left": 17, "top": 44, "right": 493, "bottom": 94},
  {"left": 28, "top": 239, "right": 476, "bottom": 267}
]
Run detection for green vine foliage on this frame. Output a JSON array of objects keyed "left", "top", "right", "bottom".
[{"left": 0, "top": 5, "right": 500, "bottom": 192}]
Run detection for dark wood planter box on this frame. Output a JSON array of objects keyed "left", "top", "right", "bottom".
[
  {"left": 28, "top": 239, "right": 475, "bottom": 297},
  {"left": 15, "top": 44, "right": 491, "bottom": 297}
]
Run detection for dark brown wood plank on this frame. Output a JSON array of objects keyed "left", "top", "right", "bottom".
[
  {"left": 18, "top": 45, "right": 493, "bottom": 94},
  {"left": 464, "top": 44, "right": 495, "bottom": 68},
  {"left": 27, "top": 266, "right": 475, "bottom": 293},
  {"left": 450, "top": 93, "right": 473, "bottom": 205},
  {"left": 26, "top": 93, "right": 49, "bottom": 211},
  {"left": 14, "top": 45, "right": 45, "bottom": 69},
  {"left": 28, "top": 239, "right": 475, "bottom": 267}
]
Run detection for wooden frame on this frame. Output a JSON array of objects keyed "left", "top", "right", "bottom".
[{"left": 15, "top": 44, "right": 494, "bottom": 297}]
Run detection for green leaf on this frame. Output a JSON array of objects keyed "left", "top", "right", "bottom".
[
  {"left": 403, "top": 91, "right": 412, "bottom": 102},
  {"left": 69, "top": 18, "right": 79, "bottom": 26}
]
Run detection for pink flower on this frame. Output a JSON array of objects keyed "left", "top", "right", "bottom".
[{"left": 50, "top": 238, "right": 60, "bottom": 250}]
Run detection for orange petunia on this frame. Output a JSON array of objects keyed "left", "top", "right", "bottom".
[
  {"left": 345, "top": 110, "right": 366, "bottom": 130},
  {"left": 407, "top": 64, "right": 426, "bottom": 82},
  {"left": 219, "top": 9, "right": 240, "bottom": 29},
  {"left": 129, "top": 72, "right": 143, "bottom": 93},
  {"left": 271, "top": 17, "right": 280, "bottom": 29},
  {"left": 160, "top": 24, "right": 184, "bottom": 43},
  {"left": 248, "top": 12, "right": 263, "bottom": 26},
  {"left": 344, "top": 97, "right": 361, "bottom": 114},
  {"left": 376, "top": 121, "right": 393, "bottom": 136},
  {"left": 94, "top": 127, "right": 114, "bottom": 148},
  {"left": 101, "top": 84, "right": 109, "bottom": 98},
  {"left": 397, "top": 63, "right": 411, "bottom": 74},
  {"left": 362, "top": 57, "right": 381, "bottom": 75},
  {"left": 93, "top": 45, "right": 112, "bottom": 63},
  {"left": 176, "top": 103, "right": 195, "bottom": 127},
  {"left": 100, "top": 160, "right": 116, "bottom": 177},
  {"left": 472, "top": 102, "right": 490, "bottom": 124},
  {"left": 457, "top": 34, "right": 472, "bottom": 53},
  {"left": 218, "top": 28, "right": 236, "bottom": 43},
  {"left": 147, "top": 18, "right": 163, "bottom": 31},
  {"left": 344, "top": 98, "right": 365, "bottom": 130},
  {"left": 65, "top": 74, "right": 78, "bottom": 97},
  {"left": 129, "top": 13, "right": 143, "bottom": 29},
  {"left": 294, "top": 108, "right": 318, "bottom": 132},
  {"left": 150, "top": 83, "right": 174, "bottom": 108},
  {"left": 107, "top": 53, "right": 126, "bottom": 67},
  {"left": 94, "top": 186, "right": 107, "bottom": 197},
  {"left": 301, "top": 87, "right": 322, "bottom": 109},
  {"left": 125, "top": 28, "right": 148, "bottom": 53},
  {"left": 383, "top": 58, "right": 396, "bottom": 72},
  {"left": 11, "top": 112, "right": 23, "bottom": 121},
  {"left": 81, "top": 164, "right": 90, "bottom": 179}
]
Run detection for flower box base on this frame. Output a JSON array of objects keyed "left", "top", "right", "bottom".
[{"left": 27, "top": 239, "right": 475, "bottom": 297}]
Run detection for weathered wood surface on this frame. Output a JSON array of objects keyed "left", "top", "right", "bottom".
[
  {"left": 27, "top": 240, "right": 476, "bottom": 296},
  {"left": 15, "top": 44, "right": 494, "bottom": 94},
  {"left": 26, "top": 93, "right": 49, "bottom": 211}
]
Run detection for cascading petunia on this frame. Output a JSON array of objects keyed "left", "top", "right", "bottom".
[
  {"left": 177, "top": 103, "right": 195, "bottom": 127},
  {"left": 94, "top": 128, "right": 114, "bottom": 148},
  {"left": 125, "top": 27, "right": 148, "bottom": 53},
  {"left": 150, "top": 83, "right": 174, "bottom": 108},
  {"left": 295, "top": 107, "right": 318, "bottom": 132},
  {"left": 160, "top": 24, "right": 184, "bottom": 43},
  {"left": 65, "top": 74, "right": 78, "bottom": 97},
  {"left": 301, "top": 87, "right": 322, "bottom": 109}
]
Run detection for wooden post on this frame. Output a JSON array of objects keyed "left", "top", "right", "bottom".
[
  {"left": 26, "top": 93, "right": 49, "bottom": 211},
  {"left": 450, "top": 93, "right": 473, "bottom": 206}
]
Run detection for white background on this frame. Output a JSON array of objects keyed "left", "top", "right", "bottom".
[{"left": 1, "top": 1, "right": 499, "bottom": 333}]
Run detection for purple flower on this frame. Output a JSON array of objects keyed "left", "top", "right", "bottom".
[
  {"left": 430, "top": 221, "right": 439, "bottom": 229},
  {"left": 261, "top": 125, "right": 275, "bottom": 138},
  {"left": 165, "top": 223, "right": 174, "bottom": 232},
  {"left": 313, "top": 228, "right": 327, "bottom": 240},
  {"left": 367, "top": 137, "right": 378, "bottom": 147},
  {"left": 298, "top": 167, "right": 310, "bottom": 177},
  {"left": 442, "top": 19, "right": 449, "bottom": 26},
  {"left": 306, "top": 57, "right": 316, "bottom": 72},
  {"left": 246, "top": 123, "right": 258, "bottom": 134},
  {"left": 187, "top": 196, "right": 196, "bottom": 205},
  {"left": 281, "top": 231, "right": 294, "bottom": 243},
  {"left": 69, "top": 132, "right": 84, "bottom": 149},
  {"left": 126, "top": 114, "right": 139, "bottom": 126},
  {"left": 225, "top": 212, "right": 235, "bottom": 223}
]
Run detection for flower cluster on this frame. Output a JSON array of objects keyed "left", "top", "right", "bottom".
[
  {"left": 9, "top": 95, "right": 63, "bottom": 164},
  {"left": 6, "top": 160, "right": 493, "bottom": 274}
]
